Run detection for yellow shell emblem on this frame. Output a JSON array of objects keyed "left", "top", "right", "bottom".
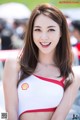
[{"left": 21, "top": 83, "right": 29, "bottom": 90}]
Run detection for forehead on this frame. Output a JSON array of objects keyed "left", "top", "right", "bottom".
[{"left": 34, "top": 14, "right": 59, "bottom": 27}]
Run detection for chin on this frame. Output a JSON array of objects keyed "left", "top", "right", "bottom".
[{"left": 40, "top": 50, "right": 54, "bottom": 55}]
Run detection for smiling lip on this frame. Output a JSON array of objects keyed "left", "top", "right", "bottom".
[{"left": 40, "top": 42, "right": 51, "bottom": 48}]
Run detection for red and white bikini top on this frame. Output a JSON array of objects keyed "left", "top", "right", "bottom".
[{"left": 18, "top": 74, "right": 65, "bottom": 118}]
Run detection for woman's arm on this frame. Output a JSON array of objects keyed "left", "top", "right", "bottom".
[
  {"left": 3, "top": 58, "right": 20, "bottom": 120},
  {"left": 51, "top": 66, "right": 80, "bottom": 120}
]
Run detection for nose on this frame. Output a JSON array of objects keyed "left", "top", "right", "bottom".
[{"left": 40, "top": 33, "right": 48, "bottom": 41}]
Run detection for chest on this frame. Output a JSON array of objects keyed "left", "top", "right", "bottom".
[{"left": 18, "top": 75, "right": 64, "bottom": 107}]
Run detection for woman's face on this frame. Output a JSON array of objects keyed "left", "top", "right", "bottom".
[{"left": 33, "top": 14, "right": 61, "bottom": 55}]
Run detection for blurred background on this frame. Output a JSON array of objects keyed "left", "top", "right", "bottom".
[{"left": 0, "top": 0, "right": 80, "bottom": 119}]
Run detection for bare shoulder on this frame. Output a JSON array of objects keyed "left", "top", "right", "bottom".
[
  {"left": 5, "top": 58, "right": 20, "bottom": 72},
  {"left": 3, "top": 58, "right": 20, "bottom": 84},
  {"left": 72, "top": 66, "right": 80, "bottom": 86}
]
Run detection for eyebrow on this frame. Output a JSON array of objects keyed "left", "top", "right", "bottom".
[
  {"left": 34, "top": 26, "right": 56, "bottom": 28},
  {"left": 47, "top": 26, "right": 56, "bottom": 28},
  {"left": 34, "top": 26, "right": 41, "bottom": 28}
]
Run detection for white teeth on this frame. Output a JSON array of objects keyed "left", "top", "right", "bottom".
[{"left": 40, "top": 42, "right": 51, "bottom": 46}]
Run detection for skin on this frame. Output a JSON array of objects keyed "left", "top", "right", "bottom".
[
  {"left": 51, "top": 66, "right": 80, "bottom": 120},
  {"left": 3, "top": 58, "right": 19, "bottom": 120},
  {"left": 33, "top": 14, "right": 61, "bottom": 63},
  {"left": 3, "top": 14, "right": 80, "bottom": 120}
]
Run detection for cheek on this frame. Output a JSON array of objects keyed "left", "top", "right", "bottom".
[
  {"left": 33, "top": 33, "right": 40, "bottom": 42},
  {"left": 33, "top": 33, "right": 37, "bottom": 43},
  {"left": 50, "top": 32, "right": 61, "bottom": 41},
  {"left": 33, "top": 34, "right": 40, "bottom": 47}
]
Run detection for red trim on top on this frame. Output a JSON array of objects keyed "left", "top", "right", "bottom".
[
  {"left": 33, "top": 74, "right": 64, "bottom": 88},
  {"left": 19, "top": 107, "right": 56, "bottom": 118},
  {"left": 61, "top": 77, "right": 65, "bottom": 82}
]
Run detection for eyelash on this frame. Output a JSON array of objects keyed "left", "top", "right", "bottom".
[
  {"left": 48, "top": 29, "right": 55, "bottom": 32},
  {"left": 34, "top": 29, "right": 55, "bottom": 32},
  {"left": 34, "top": 29, "right": 41, "bottom": 31}
]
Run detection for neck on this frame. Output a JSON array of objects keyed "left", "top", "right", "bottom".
[
  {"left": 38, "top": 51, "right": 55, "bottom": 65},
  {"left": 38, "top": 62, "right": 56, "bottom": 67}
]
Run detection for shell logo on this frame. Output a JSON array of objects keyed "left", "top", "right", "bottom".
[{"left": 21, "top": 83, "right": 29, "bottom": 90}]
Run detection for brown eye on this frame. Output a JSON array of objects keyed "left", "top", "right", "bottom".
[
  {"left": 48, "top": 29, "right": 55, "bottom": 32},
  {"left": 34, "top": 29, "right": 41, "bottom": 32}
]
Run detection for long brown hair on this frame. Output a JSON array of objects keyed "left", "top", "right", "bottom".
[{"left": 18, "top": 3, "right": 73, "bottom": 89}]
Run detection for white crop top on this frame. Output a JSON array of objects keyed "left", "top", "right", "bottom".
[{"left": 18, "top": 74, "right": 65, "bottom": 118}]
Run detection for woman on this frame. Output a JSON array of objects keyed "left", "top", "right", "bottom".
[{"left": 3, "top": 3, "right": 80, "bottom": 120}]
